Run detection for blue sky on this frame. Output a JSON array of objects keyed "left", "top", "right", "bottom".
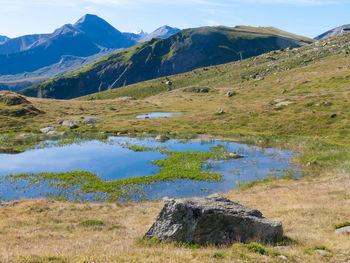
[{"left": 0, "top": 0, "right": 349, "bottom": 38}]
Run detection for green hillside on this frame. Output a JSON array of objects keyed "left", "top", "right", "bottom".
[{"left": 19, "top": 26, "right": 312, "bottom": 99}]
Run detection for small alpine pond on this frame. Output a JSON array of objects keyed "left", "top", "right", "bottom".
[
  {"left": 136, "top": 112, "right": 183, "bottom": 118},
  {"left": 0, "top": 137, "right": 299, "bottom": 202}
]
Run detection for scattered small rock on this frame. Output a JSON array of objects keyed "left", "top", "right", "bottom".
[
  {"left": 120, "top": 97, "right": 137, "bottom": 101},
  {"left": 144, "top": 194, "right": 283, "bottom": 245},
  {"left": 183, "top": 87, "right": 210, "bottom": 93},
  {"left": 40, "top": 126, "right": 56, "bottom": 134},
  {"left": 15, "top": 134, "right": 30, "bottom": 140},
  {"left": 0, "top": 200, "right": 20, "bottom": 207},
  {"left": 166, "top": 81, "right": 172, "bottom": 86},
  {"left": 156, "top": 135, "right": 170, "bottom": 142},
  {"left": 335, "top": 226, "right": 350, "bottom": 234},
  {"left": 276, "top": 101, "right": 294, "bottom": 107},
  {"left": 61, "top": 120, "right": 78, "bottom": 129},
  {"left": 330, "top": 114, "right": 337, "bottom": 119},
  {"left": 47, "top": 131, "right": 65, "bottom": 136},
  {"left": 273, "top": 246, "right": 291, "bottom": 252},
  {"left": 218, "top": 108, "right": 225, "bottom": 115},
  {"left": 82, "top": 117, "right": 102, "bottom": 124},
  {"left": 226, "top": 91, "right": 236, "bottom": 97},
  {"left": 278, "top": 255, "right": 289, "bottom": 261},
  {"left": 281, "top": 89, "right": 287, "bottom": 95},
  {"left": 316, "top": 249, "right": 331, "bottom": 256}
]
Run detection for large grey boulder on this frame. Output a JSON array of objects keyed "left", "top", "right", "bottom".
[{"left": 144, "top": 195, "right": 283, "bottom": 245}]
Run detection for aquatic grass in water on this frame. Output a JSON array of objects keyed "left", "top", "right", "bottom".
[
  {"left": 3, "top": 146, "right": 229, "bottom": 201},
  {"left": 0, "top": 137, "right": 299, "bottom": 202}
]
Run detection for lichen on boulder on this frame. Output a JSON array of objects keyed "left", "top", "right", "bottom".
[{"left": 145, "top": 194, "right": 283, "bottom": 245}]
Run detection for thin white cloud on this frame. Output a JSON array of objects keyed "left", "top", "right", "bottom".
[
  {"left": 204, "top": 19, "right": 221, "bottom": 26},
  {"left": 228, "top": 0, "right": 341, "bottom": 5},
  {"left": 84, "top": 0, "right": 343, "bottom": 6}
]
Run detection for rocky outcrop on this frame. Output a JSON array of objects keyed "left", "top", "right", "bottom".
[
  {"left": 0, "top": 92, "right": 45, "bottom": 117},
  {"left": 144, "top": 194, "right": 283, "bottom": 245}
]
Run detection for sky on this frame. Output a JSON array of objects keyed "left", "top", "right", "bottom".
[{"left": 0, "top": 0, "right": 350, "bottom": 39}]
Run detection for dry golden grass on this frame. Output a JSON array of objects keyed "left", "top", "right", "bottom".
[{"left": 0, "top": 173, "right": 349, "bottom": 263}]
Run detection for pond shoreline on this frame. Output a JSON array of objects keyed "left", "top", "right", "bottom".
[{"left": 0, "top": 135, "right": 300, "bottom": 203}]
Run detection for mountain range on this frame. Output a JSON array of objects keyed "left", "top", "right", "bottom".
[
  {"left": 20, "top": 26, "right": 313, "bottom": 99},
  {"left": 0, "top": 14, "right": 179, "bottom": 90},
  {"left": 315, "top": 24, "right": 350, "bottom": 40}
]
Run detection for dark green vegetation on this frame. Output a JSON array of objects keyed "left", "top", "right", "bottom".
[
  {"left": 79, "top": 220, "right": 105, "bottom": 227},
  {"left": 244, "top": 242, "right": 284, "bottom": 257},
  {"left": 3, "top": 146, "right": 230, "bottom": 201},
  {"left": 21, "top": 26, "right": 312, "bottom": 99}
]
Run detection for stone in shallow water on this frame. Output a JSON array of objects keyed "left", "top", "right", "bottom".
[
  {"left": 156, "top": 135, "right": 170, "bottom": 142},
  {"left": 144, "top": 194, "right": 283, "bottom": 245}
]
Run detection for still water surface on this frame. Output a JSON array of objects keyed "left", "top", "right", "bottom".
[{"left": 0, "top": 137, "right": 299, "bottom": 201}]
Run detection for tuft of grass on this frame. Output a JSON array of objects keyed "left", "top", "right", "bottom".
[
  {"left": 304, "top": 245, "right": 332, "bottom": 255},
  {"left": 79, "top": 220, "right": 105, "bottom": 227},
  {"left": 244, "top": 242, "right": 281, "bottom": 257},
  {"left": 212, "top": 252, "right": 225, "bottom": 259}
]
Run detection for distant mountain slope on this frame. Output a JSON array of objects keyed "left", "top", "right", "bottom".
[
  {"left": 140, "top": 26, "right": 180, "bottom": 42},
  {"left": 20, "top": 26, "right": 313, "bottom": 99},
  {"left": 0, "top": 49, "right": 118, "bottom": 91},
  {"left": 0, "top": 17, "right": 180, "bottom": 91},
  {"left": 0, "top": 14, "right": 136, "bottom": 75},
  {"left": 0, "top": 35, "right": 9, "bottom": 43},
  {"left": 0, "top": 34, "right": 49, "bottom": 55},
  {"left": 315, "top": 24, "right": 350, "bottom": 40}
]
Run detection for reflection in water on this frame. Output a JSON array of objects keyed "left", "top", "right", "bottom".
[{"left": 0, "top": 137, "right": 299, "bottom": 201}]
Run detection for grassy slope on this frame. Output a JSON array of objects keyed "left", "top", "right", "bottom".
[
  {"left": 19, "top": 26, "right": 312, "bottom": 99},
  {"left": 1, "top": 33, "right": 350, "bottom": 262}
]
